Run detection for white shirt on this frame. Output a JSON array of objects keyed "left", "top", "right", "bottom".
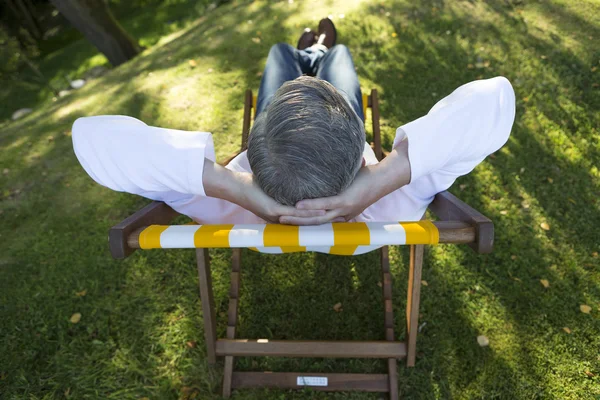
[{"left": 72, "top": 77, "right": 515, "bottom": 225}]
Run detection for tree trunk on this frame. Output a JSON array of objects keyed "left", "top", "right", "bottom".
[{"left": 49, "top": 0, "right": 141, "bottom": 67}]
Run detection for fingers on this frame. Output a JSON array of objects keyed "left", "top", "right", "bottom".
[
  {"left": 296, "top": 196, "right": 342, "bottom": 210},
  {"left": 279, "top": 210, "right": 343, "bottom": 226},
  {"left": 276, "top": 206, "right": 326, "bottom": 218}
]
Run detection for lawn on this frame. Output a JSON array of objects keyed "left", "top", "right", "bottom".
[{"left": 1, "top": 0, "right": 599, "bottom": 399}]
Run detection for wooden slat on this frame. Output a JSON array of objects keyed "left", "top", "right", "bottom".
[
  {"left": 229, "top": 272, "right": 240, "bottom": 298},
  {"left": 227, "top": 298, "right": 238, "bottom": 327},
  {"left": 387, "top": 359, "right": 399, "bottom": 399},
  {"left": 406, "top": 244, "right": 424, "bottom": 367},
  {"left": 232, "top": 372, "right": 389, "bottom": 392},
  {"left": 241, "top": 89, "right": 253, "bottom": 151},
  {"left": 223, "top": 248, "right": 242, "bottom": 398},
  {"left": 382, "top": 272, "right": 392, "bottom": 300},
  {"left": 196, "top": 249, "right": 217, "bottom": 365},
  {"left": 384, "top": 300, "right": 394, "bottom": 329},
  {"left": 222, "top": 357, "right": 234, "bottom": 398},
  {"left": 371, "top": 89, "right": 383, "bottom": 161},
  {"left": 381, "top": 246, "right": 399, "bottom": 399},
  {"left": 385, "top": 328, "right": 395, "bottom": 342},
  {"left": 216, "top": 340, "right": 407, "bottom": 359}
]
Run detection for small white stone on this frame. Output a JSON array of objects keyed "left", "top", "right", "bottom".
[
  {"left": 477, "top": 335, "right": 489, "bottom": 347},
  {"left": 11, "top": 108, "right": 33, "bottom": 120},
  {"left": 70, "top": 79, "right": 86, "bottom": 89}
]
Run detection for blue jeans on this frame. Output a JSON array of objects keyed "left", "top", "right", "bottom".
[{"left": 256, "top": 43, "right": 364, "bottom": 122}]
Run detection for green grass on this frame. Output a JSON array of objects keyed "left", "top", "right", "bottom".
[{"left": 1, "top": 0, "right": 599, "bottom": 398}]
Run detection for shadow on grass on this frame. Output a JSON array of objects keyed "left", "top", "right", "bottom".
[{"left": 1, "top": 0, "right": 599, "bottom": 399}]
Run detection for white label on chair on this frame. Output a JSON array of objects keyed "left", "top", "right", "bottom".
[{"left": 296, "top": 376, "right": 328, "bottom": 387}]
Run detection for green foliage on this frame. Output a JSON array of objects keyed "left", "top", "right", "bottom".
[
  {"left": 0, "top": 26, "right": 21, "bottom": 77},
  {"left": 0, "top": 0, "right": 599, "bottom": 399}
]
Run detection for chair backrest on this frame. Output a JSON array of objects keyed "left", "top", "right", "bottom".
[{"left": 108, "top": 90, "right": 493, "bottom": 259}]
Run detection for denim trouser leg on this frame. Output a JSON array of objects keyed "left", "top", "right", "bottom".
[
  {"left": 256, "top": 44, "right": 303, "bottom": 116},
  {"left": 256, "top": 43, "right": 364, "bottom": 121},
  {"left": 316, "top": 45, "right": 364, "bottom": 122}
]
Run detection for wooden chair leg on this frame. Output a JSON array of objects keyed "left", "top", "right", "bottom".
[
  {"left": 406, "top": 244, "right": 424, "bottom": 367},
  {"left": 222, "top": 249, "right": 242, "bottom": 398},
  {"left": 196, "top": 248, "right": 217, "bottom": 365},
  {"left": 381, "top": 246, "right": 399, "bottom": 400}
]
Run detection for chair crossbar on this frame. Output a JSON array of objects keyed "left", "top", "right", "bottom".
[
  {"left": 215, "top": 339, "right": 407, "bottom": 358},
  {"left": 232, "top": 372, "right": 390, "bottom": 392}
]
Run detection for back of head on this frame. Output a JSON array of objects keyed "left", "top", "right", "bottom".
[{"left": 247, "top": 76, "right": 365, "bottom": 206}]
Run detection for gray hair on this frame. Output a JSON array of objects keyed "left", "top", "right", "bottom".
[{"left": 247, "top": 76, "right": 365, "bottom": 206}]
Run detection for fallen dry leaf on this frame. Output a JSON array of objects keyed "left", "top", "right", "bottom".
[
  {"left": 251, "top": 37, "right": 261, "bottom": 43},
  {"left": 540, "top": 222, "right": 550, "bottom": 231},
  {"left": 70, "top": 313, "right": 81, "bottom": 323},
  {"left": 186, "top": 341, "right": 197, "bottom": 348},
  {"left": 333, "top": 302, "right": 343, "bottom": 312},
  {"left": 421, "top": 280, "right": 428, "bottom": 286},
  {"left": 188, "top": 59, "right": 197, "bottom": 67},
  {"left": 580, "top": 304, "right": 592, "bottom": 314},
  {"left": 592, "top": 66, "right": 598, "bottom": 72},
  {"left": 592, "top": 252, "right": 598, "bottom": 258},
  {"left": 75, "top": 289, "right": 87, "bottom": 297},
  {"left": 584, "top": 370, "right": 596, "bottom": 378},
  {"left": 562, "top": 327, "right": 571, "bottom": 334},
  {"left": 540, "top": 279, "right": 550, "bottom": 288},
  {"left": 511, "top": 255, "right": 518, "bottom": 260},
  {"left": 477, "top": 335, "right": 489, "bottom": 347}
]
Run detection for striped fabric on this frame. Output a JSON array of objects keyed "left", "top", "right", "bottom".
[{"left": 138, "top": 221, "right": 439, "bottom": 256}]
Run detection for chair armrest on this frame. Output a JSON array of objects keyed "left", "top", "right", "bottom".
[
  {"left": 109, "top": 201, "right": 179, "bottom": 259},
  {"left": 428, "top": 191, "right": 494, "bottom": 254}
]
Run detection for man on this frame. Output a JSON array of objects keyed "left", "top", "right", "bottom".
[{"left": 72, "top": 19, "right": 516, "bottom": 237}]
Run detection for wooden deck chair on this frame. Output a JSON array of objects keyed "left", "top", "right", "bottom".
[{"left": 108, "top": 89, "right": 494, "bottom": 399}]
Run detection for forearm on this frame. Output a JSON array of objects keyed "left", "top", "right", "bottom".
[
  {"left": 368, "top": 138, "right": 411, "bottom": 200},
  {"left": 202, "top": 159, "right": 246, "bottom": 204}
]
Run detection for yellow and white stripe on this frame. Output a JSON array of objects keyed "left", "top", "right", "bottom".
[{"left": 138, "top": 221, "right": 439, "bottom": 256}]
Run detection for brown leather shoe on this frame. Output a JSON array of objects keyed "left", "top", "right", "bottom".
[
  {"left": 317, "top": 17, "right": 337, "bottom": 48},
  {"left": 297, "top": 28, "right": 317, "bottom": 50}
]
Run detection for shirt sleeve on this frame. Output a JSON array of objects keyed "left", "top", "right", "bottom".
[
  {"left": 393, "top": 76, "right": 516, "bottom": 182},
  {"left": 72, "top": 115, "right": 216, "bottom": 197}
]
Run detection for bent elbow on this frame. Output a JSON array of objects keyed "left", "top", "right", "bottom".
[{"left": 489, "top": 76, "right": 516, "bottom": 149}]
